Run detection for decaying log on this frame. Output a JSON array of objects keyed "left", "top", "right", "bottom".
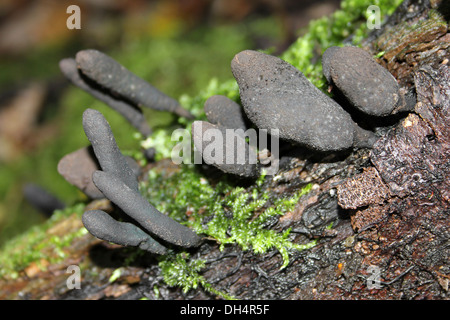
[{"left": 1, "top": 0, "right": 448, "bottom": 300}]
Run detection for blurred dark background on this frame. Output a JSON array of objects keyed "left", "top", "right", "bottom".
[{"left": 0, "top": 0, "right": 341, "bottom": 246}]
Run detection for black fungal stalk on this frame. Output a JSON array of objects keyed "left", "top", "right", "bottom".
[
  {"left": 22, "top": 183, "right": 65, "bottom": 217},
  {"left": 59, "top": 58, "right": 152, "bottom": 137},
  {"left": 231, "top": 50, "right": 377, "bottom": 152},
  {"left": 92, "top": 170, "right": 202, "bottom": 248},
  {"left": 82, "top": 210, "right": 168, "bottom": 254},
  {"left": 76, "top": 49, "right": 195, "bottom": 119}
]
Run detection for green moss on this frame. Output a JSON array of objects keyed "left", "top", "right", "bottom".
[
  {"left": 142, "top": 167, "right": 315, "bottom": 270},
  {"left": 142, "top": 168, "right": 314, "bottom": 298},
  {"left": 0, "top": 203, "right": 85, "bottom": 280},
  {"left": 158, "top": 251, "right": 235, "bottom": 300}
]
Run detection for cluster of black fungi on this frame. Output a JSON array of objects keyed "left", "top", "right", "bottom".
[{"left": 58, "top": 46, "right": 414, "bottom": 253}]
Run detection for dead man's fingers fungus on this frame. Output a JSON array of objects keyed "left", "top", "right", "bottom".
[
  {"left": 204, "top": 95, "right": 248, "bottom": 132},
  {"left": 82, "top": 108, "right": 139, "bottom": 192},
  {"left": 322, "top": 46, "right": 414, "bottom": 116},
  {"left": 231, "top": 50, "right": 377, "bottom": 152},
  {"left": 76, "top": 49, "right": 194, "bottom": 119},
  {"left": 82, "top": 210, "right": 169, "bottom": 254},
  {"left": 192, "top": 120, "right": 259, "bottom": 178},
  {"left": 92, "top": 170, "right": 202, "bottom": 248},
  {"left": 59, "top": 57, "right": 152, "bottom": 137}
]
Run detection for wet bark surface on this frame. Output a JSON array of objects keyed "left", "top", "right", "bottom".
[{"left": 1, "top": 0, "right": 448, "bottom": 300}]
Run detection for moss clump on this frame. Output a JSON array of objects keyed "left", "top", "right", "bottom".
[
  {"left": 143, "top": 167, "right": 315, "bottom": 270},
  {"left": 143, "top": 168, "right": 314, "bottom": 298},
  {"left": 282, "top": 0, "right": 403, "bottom": 89},
  {"left": 0, "top": 203, "right": 86, "bottom": 280},
  {"left": 158, "top": 252, "right": 235, "bottom": 300}
]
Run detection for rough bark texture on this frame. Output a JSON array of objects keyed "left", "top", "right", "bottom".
[{"left": 0, "top": 0, "right": 448, "bottom": 300}]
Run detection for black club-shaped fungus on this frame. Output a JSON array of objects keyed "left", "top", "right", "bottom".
[
  {"left": 23, "top": 183, "right": 65, "bottom": 217},
  {"left": 82, "top": 210, "right": 168, "bottom": 254},
  {"left": 231, "top": 50, "right": 377, "bottom": 152},
  {"left": 82, "top": 108, "right": 139, "bottom": 192},
  {"left": 322, "top": 46, "right": 405, "bottom": 117},
  {"left": 92, "top": 170, "right": 202, "bottom": 248},
  {"left": 321, "top": 46, "right": 340, "bottom": 84},
  {"left": 59, "top": 58, "right": 152, "bottom": 137},
  {"left": 76, "top": 49, "right": 194, "bottom": 119},
  {"left": 74, "top": 108, "right": 201, "bottom": 252}
]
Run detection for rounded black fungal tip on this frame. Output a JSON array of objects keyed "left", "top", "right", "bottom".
[
  {"left": 82, "top": 210, "right": 168, "bottom": 255},
  {"left": 192, "top": 120, "right": 259, "bottom": 178},
  {"left": 231, "top": 50, "right": 373, "bottom": 152},
  {"left": 92, "top": 170, "right": 202, "bottom": 248},
  {"left": 324, "top": 46, "right": 400, "bottom": 117},
  {"left": 82, "top": 108, "right": 139, "bottom": 192},
  {"left": 59, "top": 58, "right": 76, "bottom": 76},
  {"left": 204, "top": 95, "right": 247, "bottom": 132},
  {"left": 75, "top": 50, "right": 97, "bottom": 73}
]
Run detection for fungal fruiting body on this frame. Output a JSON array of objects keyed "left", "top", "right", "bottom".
[
  {"left": 231, "top": 50, "right": 377, "bottom": 152},
  {"left": 82, "top": 108, "right": 139, "bottom": 192},
  {"left": 192, "top": 120, "right": 258, "bottom": 178},
  {"left": 59, "top": 58, "right": 152, "bottom": 137},
  {"left": 92, "top": 170, "right": 202, "bottom": 248},
  {"left": 64, "top": 109, "right": 201, "bottom": 254},
  {"left": 75, "top": 49, "right": 194, "bottom": 119},
  {"left": 82, "top": 210, "right": 168, "bottom": 254},
  {"left": 322, "top": 46, "right": 412, "bottom": 116},
  {"left": 204, "top": 95, "right": 248, "bottom": 132},
  {"left": 321, "top": 46, "right": 340, "bottom": 84},
  {"left": 194, "top": 95, "right": 261, "bottom": 178},
  {"left": 57, "top": 146, "right": 104, "bottom": 199}
]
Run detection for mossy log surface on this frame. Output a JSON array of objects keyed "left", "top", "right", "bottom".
[{"left": 0, "top": 0, "right": 449, "bottom": 300}]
